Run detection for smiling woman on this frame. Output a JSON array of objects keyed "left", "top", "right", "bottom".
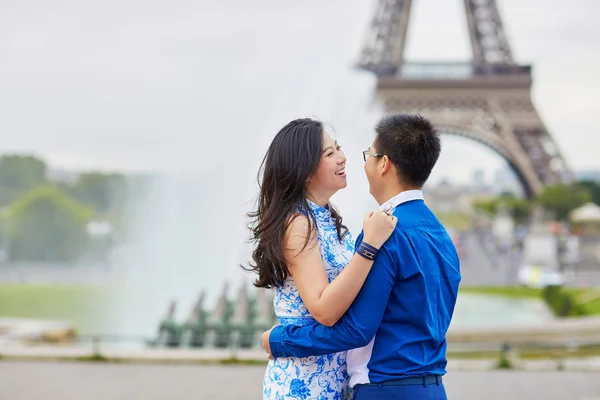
[{"left": 243, "top": 117, "right": 397, "bottom": 400}]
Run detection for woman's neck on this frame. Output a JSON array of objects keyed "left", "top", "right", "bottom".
[{"left": 306, "top": 192, "right": 329, "bottom": 208}]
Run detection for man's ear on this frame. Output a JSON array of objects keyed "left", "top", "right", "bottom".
[{"left": 380, "top": 155, "right": 392, "bottom": 177}]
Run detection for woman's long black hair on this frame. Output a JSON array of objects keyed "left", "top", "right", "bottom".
[{"left": 243, "top": 118, "right": 348, "bottom": 288}]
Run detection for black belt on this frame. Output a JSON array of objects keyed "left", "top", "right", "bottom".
[{"left": 359, "top": 375, "right": 443, "bottom": 387}]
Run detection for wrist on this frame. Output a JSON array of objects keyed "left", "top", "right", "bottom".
[{"left": 356, "top": 240, "right": 379, "bottom": 261}]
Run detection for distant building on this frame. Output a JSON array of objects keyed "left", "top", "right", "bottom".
[
  {"left": 491, "top": 167, "right": 522, "bottom": 196},
  {"left": 472, "top": 169, "right": 486, "bottom": 189},
  {"left": 424, "top": 179, "right": 494, "bottom": 215},
  {"left": 576, "top": 170, "right": 600, "bottom": 183}
]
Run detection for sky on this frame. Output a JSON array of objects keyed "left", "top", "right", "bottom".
[{"left": 1, "top": 0, "right": 599, "bottom": 186}]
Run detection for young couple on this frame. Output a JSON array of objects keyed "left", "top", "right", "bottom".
[{"left": 245, "top": 114, "right": 461, "bottom": 400}]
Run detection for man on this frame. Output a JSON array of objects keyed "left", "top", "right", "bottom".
[{"left": 262, "top": 114, "right": 461, "bottom": 400}]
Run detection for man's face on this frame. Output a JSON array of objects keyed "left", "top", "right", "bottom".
[{"left": 363, "top": 140, "right": 383, "bottom": 197}]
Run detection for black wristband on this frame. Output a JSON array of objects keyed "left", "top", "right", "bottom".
[{"left": 356, "top": 241, "right": 379, "bottom": 260}]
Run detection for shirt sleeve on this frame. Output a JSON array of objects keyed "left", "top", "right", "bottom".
[{"left": 269, "top": 241, "right": 397, "bottom": 358}]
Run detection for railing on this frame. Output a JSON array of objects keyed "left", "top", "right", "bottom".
[
  {"left": 397, "top": 62, "right": 531, "bottom": 80},
  {"left": 361, "top": 62, "right": 532, "bottom": 80},
  {"left": 3, "top": 332, "right": 596, "bottom": 370}
]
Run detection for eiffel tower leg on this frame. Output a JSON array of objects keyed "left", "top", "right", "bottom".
[
  {"left": 487, "top": 99, "right": 543, "bottom": 197},
  {"left": 488, "top": 97, "right": 573, "bottom": 194}
]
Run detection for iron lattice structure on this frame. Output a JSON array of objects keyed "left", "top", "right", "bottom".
[{"left": 357, "top": 0, "right": 572, "bottom": 197}]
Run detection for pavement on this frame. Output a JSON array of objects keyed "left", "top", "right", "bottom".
[{"left": 1, "top": 361, "right": 600, "bottom": 400}]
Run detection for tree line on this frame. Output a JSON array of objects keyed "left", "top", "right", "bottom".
[
  {"left": 0, "top": 154, "right": 143, "bottom": 263},
  {"left": 473, "top": 180, "right": 600, "bottom": 223}
]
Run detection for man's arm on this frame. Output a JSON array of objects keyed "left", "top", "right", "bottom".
[{"left": 269, "top": 244, "right": 397, "bottom": 358}]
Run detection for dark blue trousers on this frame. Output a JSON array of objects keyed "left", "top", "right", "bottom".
[{"left": 352, "top": 382, "right": 447, "bottom": 400}]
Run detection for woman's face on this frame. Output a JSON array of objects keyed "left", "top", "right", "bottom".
[{"left": 307, "top": 130, "right": 347, "bottom": 196}]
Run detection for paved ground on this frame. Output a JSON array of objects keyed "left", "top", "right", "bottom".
[
  {"left": 1, "top": 361, "right": 600, "bottom": 400},
  {"left": 459, "top": 229, "right": 516, "bottom": 286},
  {"left": 460, "top": 229, "right": 600, "bottom": 287}
]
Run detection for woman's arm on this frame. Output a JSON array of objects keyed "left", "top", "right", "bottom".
[{"left": 286, "top": 212, "right": 395, "bottom": 327}]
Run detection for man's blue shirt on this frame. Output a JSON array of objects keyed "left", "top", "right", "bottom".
[{"left": 268, "top": 199, "right": 461, "bottom": 383}]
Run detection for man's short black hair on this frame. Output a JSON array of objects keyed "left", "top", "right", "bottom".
[{"left": 374, "top": 114, "right": 441, "bottom": 187}]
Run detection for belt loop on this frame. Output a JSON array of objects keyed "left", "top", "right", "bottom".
[
  {"left": 422, "top": 376, "right": 426, "bottom": 387},
  {"left": 436, "top": 375, "right": 440, "bottom": 386}
]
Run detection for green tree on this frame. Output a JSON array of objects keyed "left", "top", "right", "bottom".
[
  {"left": 577, "top": 180, "right": 600, "bottom": 205},
  {"left": 70, "top": 172, "right": 126, "bottom": 215},
  {"left": 0, "top": 155, "right": 47, "bottom": 206},
  {"left": 499, "top": 193, "right": 531, "bottom": 223},
  {"left": 536, "top": 183, "right": 591, "bottom": 221},
  {"left": 473, "top": 198, "right": 497, "bottom": 215},
  {"left": 8, "top": 186, "right": 93, "bottom": 262},
  {"left": 472, "top": 194, "right": 531, "bottom": 223}
]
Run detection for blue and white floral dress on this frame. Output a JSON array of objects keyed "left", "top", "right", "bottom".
[{"left": 263, "top": 200, "right": 355, "bottom": 400}]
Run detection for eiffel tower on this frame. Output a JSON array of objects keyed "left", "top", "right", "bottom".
[{"left": 357, "top": 0, "right": 572, "bottom": 198}]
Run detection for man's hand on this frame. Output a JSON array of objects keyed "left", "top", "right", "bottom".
[{"left": 261, "top": 325, "right": 277, "bottom": 360}]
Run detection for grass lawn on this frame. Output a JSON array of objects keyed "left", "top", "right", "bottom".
[
  {"left": 579, "top": 294, "right": 600, "bottom": 315},
  {"left": 460, "top": 286, "right": 600, "bottom": 316},
  {"left": 0, "top": 284, "right": 111, "bottom": 334},
  {"left": 436, "top": 212, "right": 471, "bottom": 231},
  {"left": 459, "top": 286, "right": 543, "bottom": 299}
]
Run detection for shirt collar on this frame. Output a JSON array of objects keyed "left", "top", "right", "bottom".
[{"left": 378, "top": 190, "right": 424, "bottom": 213}]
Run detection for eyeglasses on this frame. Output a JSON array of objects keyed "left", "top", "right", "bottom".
[{"left": 363, "top": 149, "right": 384, "bottom": 162}]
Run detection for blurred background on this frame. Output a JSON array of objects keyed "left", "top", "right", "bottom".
[{"left": 1, "top": 0, "right": 600, "bottom": 398}]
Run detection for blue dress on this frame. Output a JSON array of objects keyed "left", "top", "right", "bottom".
[{"left": 263, "top": 200, "right": 355, "bottom": 400}]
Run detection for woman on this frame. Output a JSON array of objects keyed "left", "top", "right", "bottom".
[{"left": 245, "top": 118, "right": 397, "bottom": 400}]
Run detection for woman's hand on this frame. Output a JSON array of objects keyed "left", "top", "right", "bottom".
[
  {"left": 262, "top": 325, "right": 277, "bottom": 360},
  {"left": 362, "top": 210, "right": 398, "bottom": 249}
]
